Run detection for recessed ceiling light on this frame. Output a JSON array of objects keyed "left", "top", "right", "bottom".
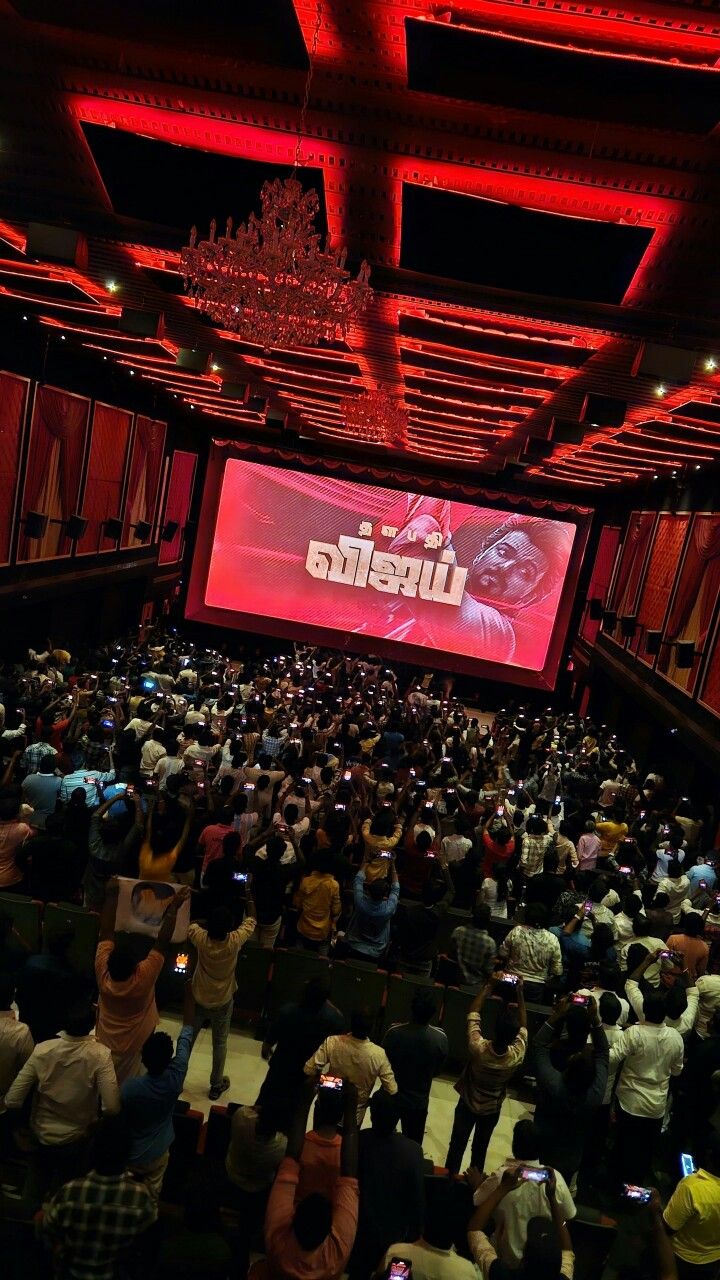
[
  {"left": 695, "top": 464, "right": 701, "bottom": 470},
  {"left": 129, "top": 369, "right": 134, "bottom": 375},
  {"left": 60, "top": 334, "right": 66, "bottom": 340},
  {"left": 705, "top": 357, "right": 717, "bottom": 372},
  {"left": 106, "top": 279, "right": 119, "bottom": 293},
  {"left": 654, "top": 384, "right": 666, "bottom": 397},
  {"left": 211, "top": 363, "right": 220, "bottom": 373}
]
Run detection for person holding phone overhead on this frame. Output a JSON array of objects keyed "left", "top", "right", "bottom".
[
  {"left": 188, "top": 900, "right": 257, "bottom": 1100},
  {"left": 468, "top": 1165, "right": 575, "bottom": 1280}
]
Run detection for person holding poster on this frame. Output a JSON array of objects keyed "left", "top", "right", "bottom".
[{"left": 95, "top": 878, "right": 190, "bottom": 1084}]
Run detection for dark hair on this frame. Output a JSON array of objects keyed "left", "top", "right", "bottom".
[
  {"left": 106, "top": 945, "right": 137, "bottom": 983},
  {"left": 292, "top": 1193, "right": 333, "bottom": 1251},
  {"left": 47, "top": 927, "right": 74, "bottom": 960},
  {"left": 411, "top": 990, "right": 438, "bottom": 1026},
  {"left": 313, "top": 1087, "right": 345, "bottom": 1130},
  {"left": 208, "top": 906, "right": 232, "bottom": 940},
  {"left": 681, "top": 912, "right": 704, "bottom": 938},
  {"left": 93, "top": 1114, "right": 131, "bottom": 1176},
  {"left": 350, "top": 1008, "right": 372, "bottom": 1040},
  {"left": 512, "top": 1119, "right": 540, "bottom": 1161},
  {"left": 142, "top": 1030, "right": 175, "bottom": 1076},
  {"left": 65, "top": 1002, "right": 97, "bottom": 1037},
  {"left": 302, "top": 977, "right": 330, "bottom": 1013},
  {"left": 525, "top": 814, "right": 547, "bottom": 837},
  {"left": 668, "top": 858, "right": 683, "bottom": 879},
  {"left": 644, "top": 990, "right": 667, "bottom": 1025},
  {"left": 665, "top": 985, "right": 688, "bottom": 1021},
  {"left": 653, "top": 891, "right": 670, "bottom": 909},
  {"left": 599, "top": 991, "right": 622, "bottom": 1026},
  {"left": 423, "top": 1179, "right": 457, "bottom": 1251},
  {"left": 524, "top": 1218, "right": 562, "bottom": 1279},
  {"left": 525, "top": 902, "right": 548, "bottom": 930},
  {"left": 493, "top": 1009, "right": 520, "bottom": 1054},
  {"left": 369, "top": 1089, "right": 400, "bottom": 1135},
  {"left": 472, "top": 903, "right": 492, "bottom": 931},
  {"left": 367, "top": 879, "right": 388, "bottom": 902}
]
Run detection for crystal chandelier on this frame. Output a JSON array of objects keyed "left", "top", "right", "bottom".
[
  {"left": 180, "top": 178, "right": 372, "bottom": 350},
  {"left": 341, "top": 388, "right": 408, "bottom": 448}
]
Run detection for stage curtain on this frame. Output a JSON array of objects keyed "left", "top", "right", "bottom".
[
  {"left": 158, "top": 450, "right": 197, "bottom": 565},
  {"left": 77, "top": 403, "right": 133, "bottom": 555},
  {"left": 0, "top": 372, "right": 28, "bottom": 564},
  {"left": 20, "top": 386, "right": 89, "bottom": 561},
  {"left": 122, "top": 416, "right": 166, "bottom": 547}
]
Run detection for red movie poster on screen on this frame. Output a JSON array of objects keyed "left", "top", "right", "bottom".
[{"left": 187, "top": 453, "right": 588, "bottom": 688}]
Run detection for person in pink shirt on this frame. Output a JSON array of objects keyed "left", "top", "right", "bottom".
[
  {"left": 577, "top": 820, "right": 601, "bottom": 872},
  {"left": 198, "top": 807, "right": 235, "bottom": 881},
  {"left": 0, "top": 788, "right": 33, "bottom": 889}
]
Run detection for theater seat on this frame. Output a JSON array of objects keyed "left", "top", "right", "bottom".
[
  {"left": 440, "top": 985, "right": 472, "bottom": 1065},
  {"left": 330, "top": 960, "right": 388, "bottom": 1035},
  {"left": 383, "top": 972, "right": 442, "bottom": 1036},
  {"left": 234, "top": 941, "right": 273, "bottom": 1022},
  {"left": 204, "top": 1103, "right": 234, "bottom": 1162},
  {"left": 435, "top": 907, "right": 471, "bottom": 956},
  {"left": 163, "top": 1103, "right": 204, "bottom": 1202},
  {"left": 0, "top": 894, "right": 41, "bottom": 953},
  {"left": 266, "top": 947, "right": 330, "bottom": 1019},
  {"left": 43, "top": 902, "right": 99, "bottom": 976}
]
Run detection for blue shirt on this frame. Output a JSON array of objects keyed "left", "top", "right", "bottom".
[
  {"left": 21, "top": 773, "right": 62, "bottom": 827},
  {"left": 345, "top": 870, "right": 399, "bottom": 957},
  {"left": 59, "top": 768, "right": 116, "bottom": 808},
  {"left": 687, "top": 863, "right": 717, "bottom": 894},
  {"left": 120, "top": 1026, "right": 193, "bottom": 1166}
]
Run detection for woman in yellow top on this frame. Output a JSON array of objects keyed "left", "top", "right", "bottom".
[
  {"left": 361, "top": 806, "right": 404, "bottom": 883},
  {"left": 138, "top": 797, "right": 193, "bottom": 882}
]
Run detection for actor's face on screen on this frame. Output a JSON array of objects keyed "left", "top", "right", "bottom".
[
  {"left": 469, "top": 530, "right": 549, "bottom": 605},
  {"left": 130, "top": 883, "right": 173, "bottom": 928}
]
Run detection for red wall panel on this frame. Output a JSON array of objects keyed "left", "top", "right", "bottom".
[
  {"left": 158, "top": 450, "right": 197, "bottom": 565},
  {"left": 659, "top": 514, "right": 720, "bottom": 695},
  {"left": 18, "top": 386, "right": 90, "bottom": 562},
  {"left": 77, "top": 402, "right": 133, "bottom": 555},
  {"left": 580, "top": 524, "right": 621, "bottom": 645},
  {"left": 0, "top": 371, "right": 29, "bottom": 565},
  {"left": 630, "top": 513, "right": 690, "bottom": 661},
  {"left": 121, "top": 415, "right": 167, "bottom": 548}
]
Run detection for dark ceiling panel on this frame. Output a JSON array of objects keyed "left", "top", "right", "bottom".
[
  {"left": 400, "top": 185, "right": 653, "bottom": 305},
  {"left": 406, "top": 18, "right": 720, "bottom": 134},
  {"left": 80, "top": 124, "right": 327, "bottom": 241},
  {"left": 11, "top": 0, "right": 309, "bottom": 68},
  {"left": 399, "top": 315, "right": 592, "bottom": 366}
]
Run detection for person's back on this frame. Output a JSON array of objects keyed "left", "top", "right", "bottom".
[
  {"left": 352, "top": 1092, "right": 425, "bottom": 1279},
  {"left": 120, "top": 1003, "right": 195, "bottom": 1200},
  {"left": 452, "top": 904, "right": 496, "bottom": 984},
  {"left": 383, "top": 992, "right": 448, "bottom": 1140},
  {"left": 15, "top": 931, "right": 83, "bottom": 1044},
  {"left": 259, "top": 980, "right": 346, "bottom": 1110},
  {"left": 532, "top": 998, "right": 608, "bottom": 1181},
  {"left": 663, "top": 1133, "right": 720, "bottom": 1273},
  {"left": 295, "top": 859, "right": 341, "bottom": 944},
  {"left": 298, "top": 1088, "right": 343, "bottom": 1202},
  {"left": 0, "top": 973, "right": 33, "bottom": 1098},
  {"left": 305, "top": 1009, "right": 397, "bottom": 1123},
  {"left": 381, "top": 1176, "right": 478, "bottom": 1280}
]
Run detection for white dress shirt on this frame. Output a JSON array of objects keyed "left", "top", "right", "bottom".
[
  {"left": 695, "top": 975, "right": 720, "bottom": 1038},
  {"left": 5, "top": 1032, "right": 120, "bottom": 1143},
  {"left": 472, "top": 1158, "right": 576, "bottom": 1266},
  {"left": 609, "top": 1021, "right": 684, "bottom": 1118},
  {"left": 0, "top": 1010, "right": 34, "bottom": 1104},
  {"left": 625, "top": 980, "right": 699, "bottom": 1038}
]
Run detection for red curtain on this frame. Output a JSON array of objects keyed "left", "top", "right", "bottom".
[
  {"left": 158, "top": 450, "right": 197, "bottom": 565},
  {"left": 77, "top": 404, "right": 133, "bottom": 555},
  {"left": 20, "top": 386, "right": 89, "bottom": 560},
  {"left": 632, "top": 515, "right": 690, "bottom": 660},
  {"left": 580, "top": 525, "right": 621, "bottom": 646},
  {"left": 609, "top": 511, "right": 655, "bottom": 617},
  {"left": 658, "top": 515, "right": 720, "bottom": 683},
  {"left": 122, "top": 416, "right": 167, "bottom": 546},
  {"left": 0, "top": 372, "right": 28, "bottom": 564}
]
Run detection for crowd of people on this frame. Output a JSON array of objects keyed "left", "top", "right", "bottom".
[{"left": 0, "top": 629, "right": 719, "bottom": 1280}]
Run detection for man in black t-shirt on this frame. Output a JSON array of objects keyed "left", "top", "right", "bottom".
[
  {"left": 383, "top": 990, "right": 448, "bottom": 1144},
  {"left": 257, "top": 977, "right": 345, "bottom": 1124}
]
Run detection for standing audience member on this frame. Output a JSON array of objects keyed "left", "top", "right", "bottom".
[
  {"left": 383, "top": 990, "right": 448, "bottom": 1143},
  {"left": 188, "top": 901, "right": 257, "bottom": 1099},
  {"left": 305, "top": 1007, "right": 398, "bottom": 1125}
]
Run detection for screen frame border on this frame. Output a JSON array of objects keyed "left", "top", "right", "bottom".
[{"left": 186, "top": 441, "right": 592, "bottom": 690}]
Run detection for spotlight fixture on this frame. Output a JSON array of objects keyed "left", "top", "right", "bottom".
[
  {"left": 705, "top": 358, "right": 717, "bottom": 372},
  {"left": 602, "top": 609, "right": 618, "bottom": 631},
  {"left": 676, "top": 641, "right": 697, "bottom": 669},
  {"left": 106, "top": 280, "right": 119, "bottom": 293},
  {"left": 620, "top": 615, "right": 638, "bottom": 639},
  {"left": 654, "top": 384, "right": 666, "bottom": 398},
  {"left": 645, "top": 630, "right": 663, "bottom": 656},
  {"left": 588, "top": 598, "right": 604, "bottom": 620}
]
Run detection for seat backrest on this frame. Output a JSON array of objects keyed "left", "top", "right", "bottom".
[
  {"left": 267, "top": 947, "right": 330, "bottom": 1019},
  {"left": 0, "top": 893, "right": 41, "bottom": 953},
  {"left": 330, "top": 960, "right": 388, "bottom": 1036},
  {"left": 234, "top": 942, "right": 273, "bottom": 1021},
  {"left": 439, "top": 985, "right": 473, "bottom": 1065},
  {"left": 205, "top": 1104, "right": 233, "bottom": 1162},
  {"left": 435, "top": 907, "right": 471, "bottom": 957},
  {"left": 43, "top": 902, "right": 99, "bottom": 976},
  {"left": 383, "top": 972, "right": 442, "bottom": 1038}
]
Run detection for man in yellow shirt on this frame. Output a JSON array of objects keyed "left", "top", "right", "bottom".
[
  {"left": 663, "top": 1135, "right": 720, "bottom": 1280},
  {"left": 294, "top": 852, "right": 341, "bottom": 954},
  {"left": 595, "top": 807, "right": 628, "bottom": 860}
]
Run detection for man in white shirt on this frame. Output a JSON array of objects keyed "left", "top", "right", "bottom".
[
  {"left": 0, "top": 974, "right": 34, "bottom": 1105},
  {"left": 5, "top": 1003, "right": 120, "bottom": 1199},
  {"left": 382, "top": 1176, "right": 478, "bottom": 1280},
  {"left": 140, "top": 730, "right": 167, "bottom": 778},
  {"left": 609, "top": 988, "right": 684, "bottom": 1186},
  {"left": 695, "top": 974, "right": 720, "bottom": 1038},
  {"left": 305, "top": 1008, "right": 397, "bottom": 1125},
  {"left": 467, "top": 1118, "right": 575, "bottom": 1268},
  {"left": 618, "top": 923, "right": 666, "bottom": 987},
  {"left": 625, "top": 948, "right": 699, "bottom": 1038}
]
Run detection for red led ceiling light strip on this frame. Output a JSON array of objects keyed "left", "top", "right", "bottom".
[{"left": 0, "top": 219, "right": 26, "bottom": 252}]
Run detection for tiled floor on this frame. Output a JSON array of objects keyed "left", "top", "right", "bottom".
[{"left": 158, "top": 1011, "right": 532, "bottom": 1173}]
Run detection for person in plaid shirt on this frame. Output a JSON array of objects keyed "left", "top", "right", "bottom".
[
  {"left": 20, "top": 733, "right": 57, "bottom": 774},
  {"left": 451, "top": 904, "right": 497, "bottom": 985},
  {"left": 42, "top": 1114, "right": 156, "bottom": 1280}
]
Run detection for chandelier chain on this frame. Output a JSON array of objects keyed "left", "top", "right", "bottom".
[{"left": 294, "top": 1, "right": 323, "bottom": 174}]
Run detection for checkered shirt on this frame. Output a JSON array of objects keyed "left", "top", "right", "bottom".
[
  {"left": 20, "top": 740, "right": 57, "bottom": 773},
  {"left": 452, "top": 925, "right": 497, "bottom": 985},
  {"left": 43, "top": 1170, "right": 155, "bottom": 1280}
]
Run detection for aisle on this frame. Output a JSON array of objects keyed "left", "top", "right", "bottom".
[{"left": 159, "top": 1011, "right": 532, "bottom": 1172}]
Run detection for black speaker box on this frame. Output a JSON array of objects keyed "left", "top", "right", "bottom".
[
  {"left": 26, "top": 223, "right": 88, "bottom": 268},
  {"left": 66, "top": 514, "right": 88, "bottom": 539},
  {"left": 588, "top": 598, "right": 604, "bottom": 620},
  {"left": 24, "top": 510, "right": 48, "bottom": 538},
  {"left": 620, "top": 615, "right": 638, "bottom": 638},
  {"left": 120, "top": 309, "right": 165, "bottom": 339},
  {"left": 161, "top": 521, "right": 179, "bottom": 542},
  {"left": 632, "top": 343, "right": 698, "bottom": 384},
  {"left": 602, "top": 610, "right": 618, "bottom": 631},
  {"left": 645, "top": 630, "right": 663, "bottom": 656},
  {"left": 580, "top": 394, "right": 627, "bottom": 427},
  {"left": 549, "top": 418, "right": 585, "bottom": 445},
  {"left": 220, "top": 382, "right": 249, "bottom": 401},
  {"left": 676, "top": 641, "right": 696, "bottom": 669},
  {"left": 102, "top": 517, "right": 124, "bottom": 540},
  {"left": 176, "top": 349, "right": 211, "bottom": 373}
]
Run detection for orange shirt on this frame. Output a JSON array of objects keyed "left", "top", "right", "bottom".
[
  {"left": 264, "top": 1156, "right": 358, "bottom": 1280},
  {"left": 95, "top": 940, "right": 164, "bottom": 1058},
  {"left": 667, "top": 933, "right": 710, "bottom": 981},
  {"left": 296, "top": 1131, "right": 342, "bottom": 1201}
]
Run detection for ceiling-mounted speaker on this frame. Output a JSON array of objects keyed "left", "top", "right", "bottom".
[
  {"left": 220, "top": 382, "right": 249, "bottom": 401},
  {"left": 676, "top": 641, "right": 696, "bottom": 669},
  {"left": 131, "top": 520, "right": 152, "bottom": 540},
  {"left": 588, "top": 598, "right": 604, "bottom": 620},
  {"left": 523, "top": 436, "right": 553, "bottom": 458},
  {"left": 24, "top": 510, "right": 49, "bottom": 538},
  {"left": 247, "top": 395, "right": 269, "bottom": 414},
  {"left": 580, "top": 394, "right": 627, "bottom": 427},
  {"left": 632, "top": 342, "right": 698, "bottom": 384},
  {"left": 119, "top": 308, "right": 165, "bottom": 339},
  {"left": 549, "top": 417, "right": 585, "bottom": 444},
  {"left": 102, "top": 517, "right": 123, "bottom": 540},
  {"left": 501, "top": 461, "right": 526, "bottom": 479},
  {"left": 176, "top": 348, "right": 211, "bottom": 373},
  {"left": 645, "top": 630, "right": 663, "bottom": 656},
  {"left": 26, "top": 222, "right": 88, "bottom": 268},
  {"left": 620, "top": 614, "right": 638, "bottom": 638},
  {"left": 265, "top": 407, "right": 288, "bottom": 430},
  {"left": 65, "top": 513, "right": 88, "bottom": 539},
  {"left": 602, "top": 609, "right": 618, "bottom": 631},
  {"left": 161, "top": 520, "right": 179, "bottom": 542}
]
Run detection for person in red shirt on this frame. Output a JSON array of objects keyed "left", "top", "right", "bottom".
[
  {"left": 297, "top": 1083, "right": 344, "bottom": 1202},
  {"left": 397, "top": 828, "right": 438, "bottom": 899},
  {"left": 258, "top": 1081, "right": 359, "bottom": 1280},
  {"left": 481, "top": 815, "right": 515, "bottom": 878},
  {"left": 198, "top": 807, "right": 235, "bottom": 881}
]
